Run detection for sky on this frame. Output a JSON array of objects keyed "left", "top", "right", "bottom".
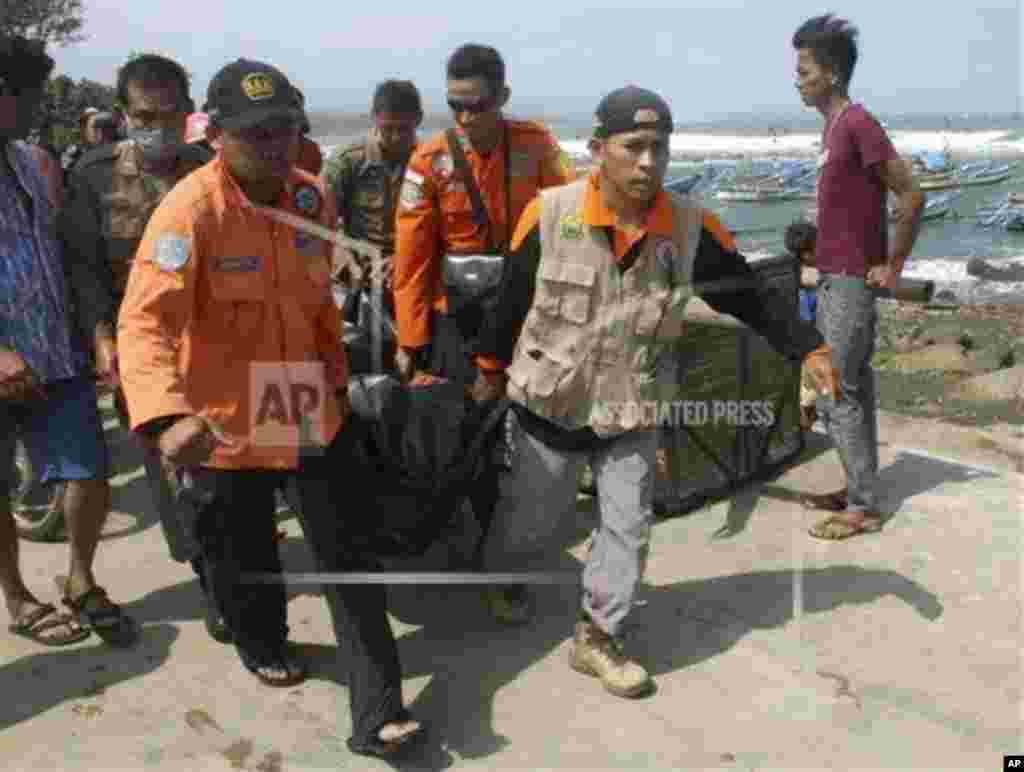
[{"left": 50, "top": 1, "right": 1024, "bottom": 121}]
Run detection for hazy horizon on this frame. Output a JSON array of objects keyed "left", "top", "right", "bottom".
[{"left": 50, "top": 2, "right": 1023, "bottom": 122}]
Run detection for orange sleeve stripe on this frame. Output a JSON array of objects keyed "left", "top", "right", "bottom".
[
  {"left": 702, "top": 209, "right": 737, "bottom": 253},
  {"left": 510, "top": 196, "right": 542, "bottom": 252},
  {"left": 475, "top": 354, "right": 508, "bottom": 372}
]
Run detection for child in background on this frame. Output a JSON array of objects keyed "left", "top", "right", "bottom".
[{"left": 785, "top": 220, "right": 821, "bottom": 430}]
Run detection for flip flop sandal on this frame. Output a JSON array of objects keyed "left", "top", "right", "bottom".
[
  {"left": 9, "top": 603, "right": 91, "bottom": 646},
  {"left": 808, "top": 514, "right": 883, "bottom": 541},
  {"left": 800, "top": 490, "right": 849, "bottom": 512},
  {"left": 55, "top": 576, "right": 140, "bottom": 647},
  {"left": 346, "top": 716, "right": 424, "bottom": 759},
  {"left": 238, "top": 645, "right": 307, "bottom": 688}
]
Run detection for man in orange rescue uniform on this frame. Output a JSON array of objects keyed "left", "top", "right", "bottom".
[
  {"left": 393, "top": 43, "right": 575, "bottom": 625},
  {"left": 393, "top": 43, "right": 574, "bottom": 388},
  {"left": 117, "top": 58, "right": 423, "bottom": 756}
]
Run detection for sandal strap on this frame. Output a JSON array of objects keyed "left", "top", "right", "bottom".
[
  {"left": 16, "top": 603, "right": 58, "bottom": 630},
  {"left": 62, "top": 585, "right": 126, "bottom": 626},
  {"left": 29, "top": 614, "right": 80, "bottom": 635}
]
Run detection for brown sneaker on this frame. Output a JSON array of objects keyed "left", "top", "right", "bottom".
[
  {"left": 568, "top": 618, "right": 653, "bottom": 698},
  {"left": 483, "top": 585, "right": 534, "bottom": 626}
]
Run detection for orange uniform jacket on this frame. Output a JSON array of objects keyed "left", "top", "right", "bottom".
[
  {"left": 393, "top": 119, "right": 575, "bottom": 348},
  {"left": 117, "top": 158, "right": 348, "bottom": 470},
  {"left": 296, "top": 136, "right": 324, "bottom": 177}
]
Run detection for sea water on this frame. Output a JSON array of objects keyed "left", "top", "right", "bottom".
[{"left": 317, "top": 120, "right": 1024, "bottom": 304}]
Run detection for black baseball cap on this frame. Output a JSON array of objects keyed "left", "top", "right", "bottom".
[
  {"left": 593, "top": 85, "right": 674, "bottom": 138},
  {"left": 205, "top": 58, "right": 303, "bottom": 131}
]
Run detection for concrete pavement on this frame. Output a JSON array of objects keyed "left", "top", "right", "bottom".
[{"left": 1, "top": 399, "right": 1021, "bottom": 771}]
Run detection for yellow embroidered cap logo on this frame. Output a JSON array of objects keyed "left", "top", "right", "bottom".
[{"left": 241, "top": 73, "right": 275, "bottom": 101}]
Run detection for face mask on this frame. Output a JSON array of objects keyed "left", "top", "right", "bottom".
[{"left": 126, "top": 126, "right": 183, "bottom": 164}]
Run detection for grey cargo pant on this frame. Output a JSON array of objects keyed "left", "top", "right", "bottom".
[
  {"left": 482, "top": 409, "right": 658, "bottom": 637},
  {"left": 816, "top": 274, "right": 881, "bottom": 513}
]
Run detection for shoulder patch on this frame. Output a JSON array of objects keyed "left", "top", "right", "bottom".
[
  {"left": 293, "top": 184, "right": 322, "bottom": 217},
  {"left": 399, "top": 170, "right": 425, "bottom": 208},
  {"left": 431, "top": 152, "right": 454, "bottom": 177},
  {"left": 153, "top": 234, "right": 192, "bottom": 272}
]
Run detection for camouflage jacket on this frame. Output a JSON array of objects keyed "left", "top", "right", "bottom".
[
  {"left": 322, "top": 131, "right": 413, "bottom": 258},
  {"left": 58, "top": 139, "right": 213, "bottom": 338}
]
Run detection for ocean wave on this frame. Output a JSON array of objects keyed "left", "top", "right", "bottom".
[
  {"left": 902, "top": 256, "right": 1024, "bottom": 304},
  {"left": 319, "top": 128, "right": 1024, "bottom": 166},
  {"left": 558, "top": 129, "right": 1024, "bottom": 161}
]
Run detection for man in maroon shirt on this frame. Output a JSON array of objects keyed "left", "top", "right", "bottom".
[{"left": 793, "top": 14, "right": 923, "bottom": 540}]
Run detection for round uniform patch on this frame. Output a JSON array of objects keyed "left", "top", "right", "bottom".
[
  {"left": 293, "top": 184, "right": 322, "bottom": 217},
  {"left": 431, "top": 153, "right": 454, "bottom": 177},
  {"left": 154, "top": 234, "right": 191, "bottom": 272},
  {"left": 400, "top": 179, "right": 424, "bottom": 209}
]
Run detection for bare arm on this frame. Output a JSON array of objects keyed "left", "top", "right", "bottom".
[{"left": 873, "top": 158, "right": 924, "bottom": 286}]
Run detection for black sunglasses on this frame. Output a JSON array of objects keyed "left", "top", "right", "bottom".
[{"left": 446, "top": 96, "right": 497, "bottom": 114}]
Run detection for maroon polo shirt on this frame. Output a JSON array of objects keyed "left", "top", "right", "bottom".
[{"left": 815, "top": 103, "right": 899, "bottom": 276}]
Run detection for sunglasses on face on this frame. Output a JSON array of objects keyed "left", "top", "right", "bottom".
[{"left": 446, "top": 96, "right": 496, "bottom": 114}]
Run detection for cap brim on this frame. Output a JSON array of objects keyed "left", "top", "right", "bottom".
[{"left": 216, "top": 105, "right": 304, "bottom": 131}]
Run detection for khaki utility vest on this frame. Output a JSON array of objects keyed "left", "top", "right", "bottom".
[{"left": 506, "top": 178, "right": 703, "bottom": 436}]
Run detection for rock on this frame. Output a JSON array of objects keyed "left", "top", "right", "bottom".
[
  {"left": 966, "top": 257, "right": 1024, "bottom": 283},
  {"left": 887, "top": 343, "right": 973, "bottom": 373},
  {"left": 947, "top": 365, "right": 1024, "bottom": 402}
]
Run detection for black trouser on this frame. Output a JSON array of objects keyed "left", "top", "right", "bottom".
[
  {"left": 429, "top": 308, "right": 483, "bottom": 387},
  {"left": 181, "top": 423, "right": 405, "bottom": 746},
  {"left": 113, "top": 387, "right": 203, "bottom": 564}
]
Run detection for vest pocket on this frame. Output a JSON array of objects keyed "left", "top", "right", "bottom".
[
  {"left": 510, "top": 349, "right": 571, "bottom": 399},
  {"left": 634, "top": 297, "right": 666, "bottom": 337},
  {"left": 536, "top": 261, "right": 595, "bottom": 324}
]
